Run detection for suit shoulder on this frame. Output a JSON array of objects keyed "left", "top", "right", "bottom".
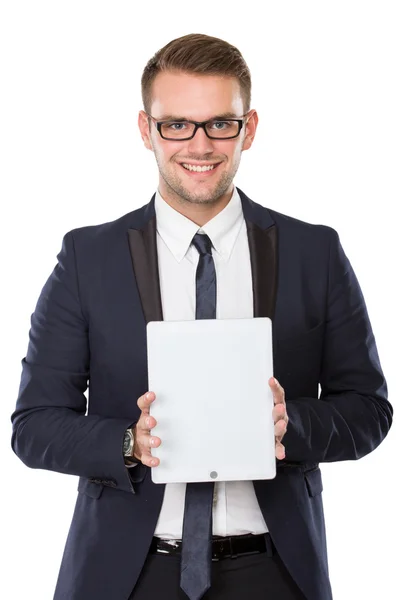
[
  {"left": 58, "top": 201, "right": 152, "bottom": 256},
  {"left": 268, "top": 207, "right": 335, "bottom": 235},
  {"left": 66, "top": 207, "right": 142, "bottom": 241},
  {"left": 238, "top": 188, "right": 338, "bottom": 241},
  {"left": 266, "top": 207, "right": 339, "bottom": 246}
]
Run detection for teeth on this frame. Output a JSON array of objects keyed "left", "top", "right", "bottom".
[{"left": 182, "top": 163, "right": 216, "bottom": 172}]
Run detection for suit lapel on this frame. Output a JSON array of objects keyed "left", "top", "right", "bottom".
[
  {"left": 127, "top": 196, "right": 163, "bottom": 324},
  {"left": 127, "top": 188, "right": 278, "bottom": 324},
  {"left": 237, "top": 188, "right": 278, "bottom": 320},
  {"left": 246, "top": 220, "right": 278, "bottom": 320}
]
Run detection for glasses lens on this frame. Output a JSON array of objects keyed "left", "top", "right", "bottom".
[
  {"left": 160, "top": 121, "right": 196, "bottom": 139},
  {"left": 206, "top": 120, "right": 240, "bottom": 138}
]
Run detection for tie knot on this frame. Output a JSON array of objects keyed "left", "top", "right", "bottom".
[{"left": 191, "top": 233, "right": 213, "bottom": 256}]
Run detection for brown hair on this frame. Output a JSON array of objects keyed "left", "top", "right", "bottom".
[{"left": 141, "top": 33, "right": 251, "bottom": 113}]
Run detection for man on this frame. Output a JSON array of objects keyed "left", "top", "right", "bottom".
[{"left": 11, "top": 33, "right": 392, "bottom": 600}]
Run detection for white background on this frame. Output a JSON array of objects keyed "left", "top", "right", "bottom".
[{"left": 1, "top": 1, "right": 399, "bottom": 598}]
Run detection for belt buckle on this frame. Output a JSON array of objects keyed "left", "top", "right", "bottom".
[{"left": 157, "top": 538, "right": 180, "bottom": 556}]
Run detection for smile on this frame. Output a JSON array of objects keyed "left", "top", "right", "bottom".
[{"left": 179, "top": 162, "right": 222, "bottom": 176}]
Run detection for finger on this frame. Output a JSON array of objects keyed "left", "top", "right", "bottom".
[
  {"left": 275, "top": 441, "right": 286, "bottom": 460},
  {"left": 137, "top": 391, "right": 156, "bottom": 413},
  {"left": 137, "top": 414, "right": 157, "bottom": 432},
  {"left": 137, "top": 391, "right": 155, "bottom": 411},
  {"left": 269, "top": 377, "right": 285, "bottom": 405},
  {"left": 272, "top": 403, "right": 287, "bottom": 424},
  {"left": 146, "top": 415, "right": 157, "bottom": 429},
  {"left": 274, "top": 419, "right": 287, "bottom": 439},
  {"left": 133, "top": 428, "right": 160, "bottom": 464},
  {"left": 141, "top": 430, "right": 161, "bottom": 465},
  {"left": 140, "top": 451, "right": 160, "bottom": 468},
  {"left": 147, "top": 435, "right": 161, "bottom": 450}
]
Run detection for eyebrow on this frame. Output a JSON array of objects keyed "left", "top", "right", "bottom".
[{"left": 153, "top": 112, "right": 241, "bottom": 121}]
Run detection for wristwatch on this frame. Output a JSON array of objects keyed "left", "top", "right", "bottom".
[{"left": 123, "top": 427, "right": 136, "bottom": 460}]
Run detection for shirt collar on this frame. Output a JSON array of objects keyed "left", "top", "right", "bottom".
[{"left": 154, "top": 187, "right": 244, "bottom": 263}]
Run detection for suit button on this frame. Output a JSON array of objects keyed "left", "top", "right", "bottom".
[{"left": 104, "top": 479, "right": 117, "bottom": 487}]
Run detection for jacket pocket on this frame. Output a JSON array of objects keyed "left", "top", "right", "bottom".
[
  {"left": 304, "top": 466, "right": 323, "bottom": 497},
  {"left": 78, "top": 477, "right": 104, "bottom": 499}
]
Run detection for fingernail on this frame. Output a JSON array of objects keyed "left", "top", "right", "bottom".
[
  {"left": 146, "top": 418, "right": 151, "bottom": 427},
  {"left": 146, "top": 393, "right": 151, "bottom": 400},
  {"left": 273, "top": 377, "right": 278, "bottom": 385}
]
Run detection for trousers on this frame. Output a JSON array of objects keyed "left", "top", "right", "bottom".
[{"left": 129, "top": 543, "right": 307, "bottom": 600}]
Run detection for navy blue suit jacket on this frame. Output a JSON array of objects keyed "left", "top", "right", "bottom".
[{"left": 11, "top": 188, "right": 392, "bottom": 600}]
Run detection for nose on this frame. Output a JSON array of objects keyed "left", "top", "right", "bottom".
[{"left": 186, "top": 125, "right": 215, "bottom": 155}]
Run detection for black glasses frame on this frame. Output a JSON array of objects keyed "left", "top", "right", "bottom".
[{"left": 146, "top": 113, "right": 250, "bottom": 141}]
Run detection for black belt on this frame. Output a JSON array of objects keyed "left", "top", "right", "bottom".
[{"left": 149, "top": 533, "right": 275, "bottom": 561}]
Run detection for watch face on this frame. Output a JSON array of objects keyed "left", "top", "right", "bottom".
[{"left": 123, "top": 431, "right": 132, "bottom": 454}]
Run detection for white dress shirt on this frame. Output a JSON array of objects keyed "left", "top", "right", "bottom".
[{"left": 152, "top": 186, "right": 269, "bottom": 540}]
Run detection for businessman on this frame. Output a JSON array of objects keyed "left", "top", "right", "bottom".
[{"left": 11, "top": 33, "right": 392, "bottom": 600}]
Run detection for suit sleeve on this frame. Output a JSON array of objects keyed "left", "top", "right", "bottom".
[
  {"left": 283, "top": 228, "right": 393, "bottom": 463},
  {"left": 10, "top": 231, "right": 146, "bottom": 494}
]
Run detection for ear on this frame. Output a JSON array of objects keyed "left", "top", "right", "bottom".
[
  {"left": 138, "top": 110, "right": 154, "bottom": 151},
  {"left": 242, "top": 109, "right": 258, "bottom": 151}
]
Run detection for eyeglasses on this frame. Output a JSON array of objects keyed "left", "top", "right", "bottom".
[{"left": 146, "top": 113, "right": 250, "bottom": 141}]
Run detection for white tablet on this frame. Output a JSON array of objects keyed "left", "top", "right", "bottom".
[{"left": 146, "top": 317, "right": 276, "bottom": 484}]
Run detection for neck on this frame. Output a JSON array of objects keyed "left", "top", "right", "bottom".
[{"left": 157, "top": 183, "right": 234, "bottom": 227}]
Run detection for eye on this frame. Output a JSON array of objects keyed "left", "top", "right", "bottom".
[
  {"left": 209, "top": 120, "right": 235, "bottom": 130},
  {"left": 166, "top": 122, "right": 189, "bottom": 130}
]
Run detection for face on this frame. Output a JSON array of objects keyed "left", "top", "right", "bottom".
[{"left": 138, "top": 71, "right": 258, "bottom": 207}]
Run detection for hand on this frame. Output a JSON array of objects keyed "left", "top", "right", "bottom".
[
  {"left": 133, "top": 391, "right": 161, "bottom": 467},
  {"left": 269, "top": 377, "right": 288, "bottom": 460}
]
